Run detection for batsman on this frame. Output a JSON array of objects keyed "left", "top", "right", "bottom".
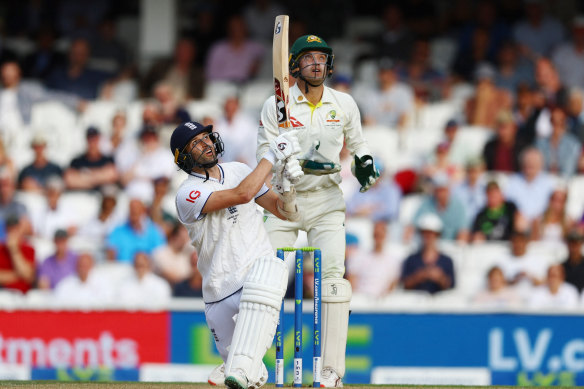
[{"left": 258, "top": 34, "right": 379, "bottom": 387}]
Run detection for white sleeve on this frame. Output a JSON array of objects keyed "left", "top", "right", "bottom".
[
  {"left": 342, "top": 95, "right": 371, "bottom": 158},
  {"left": 256, "top": 184, "right": 270, "bottom": 199},
  {"left": 175, "top": 184, "right": 214, "bottom": 223},
  {"left": 257, "top": 96, "right": 279, "bottom": 163}
]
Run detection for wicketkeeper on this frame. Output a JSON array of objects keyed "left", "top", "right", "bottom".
[{"left": 257, "top": 34, "right": 379, "bottom": 387}]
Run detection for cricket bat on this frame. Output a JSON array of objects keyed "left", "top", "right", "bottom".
[
  {"left": 273, "top": 15, "right": 291, "bottom": 131},
  {"left": 272, "top": 15, "right": 292, "bottom": 193}
]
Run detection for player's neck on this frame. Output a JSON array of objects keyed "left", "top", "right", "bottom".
[
  {"left": 297, "top": 80, "right": 324, "bottom": 105},
  {"left": 192, "top": 165, "right": 220, "bottom": 180}
]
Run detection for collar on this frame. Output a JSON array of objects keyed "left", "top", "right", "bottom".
[
  {"left": 189, "top": 164, "right": 225, "bottom": 184},
  {"left": 291, "top": 83, "right": 333, "bottom": 105}
]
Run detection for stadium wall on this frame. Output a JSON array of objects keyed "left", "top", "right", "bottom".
[{"left": 0, "top": 308, "right": 582, "bottom": 386}]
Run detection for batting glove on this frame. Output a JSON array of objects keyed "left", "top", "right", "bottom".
[
  {"left": 283, "top": 157, "right": 304, "bottom": 184},
  {"left": 269, "top": 130, "right": 301, "bottom": 160}
]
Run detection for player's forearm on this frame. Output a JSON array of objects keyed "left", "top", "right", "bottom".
[{"left": 235, "top": 159, "right": 273, "bottom": 202}]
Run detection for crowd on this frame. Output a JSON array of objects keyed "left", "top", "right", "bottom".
[{"left": 0, "top": 0, "right": 584, "bottom": 310}]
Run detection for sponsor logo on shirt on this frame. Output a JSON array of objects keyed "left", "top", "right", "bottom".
[
  {"left": 326, "top": 110, "right": 340, "bottom": 122},
  {"left": 227, "top": 206, "right": 238, "bottom": 224},
  {"left": 289, "top": 116, "right": 304, "bottom": 127}
]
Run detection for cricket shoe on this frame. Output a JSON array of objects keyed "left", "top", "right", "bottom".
[
  {"left": 208, "top": 363, "right": 225, "bottom": 386},
  {"left": 320, "top": 367, "right": 343, "bottom": 387},
  {"left": 225, "top": 368, "right": 248, "bottom": 389},
  {"left": 248, "top": 363, "right": 268, "bottom": 389}
]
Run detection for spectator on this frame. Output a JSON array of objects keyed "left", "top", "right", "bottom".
[
  {"left": 533, "top": 58, "right": 567, "bottom": 112},
  {"left": 420, "top": 141, "right": 464, "bottom": 185},
  {"left": 472, "top": 265, "right": 523, "bottom": 308},
  {"left": 106, "top": 195, "right": 166, "bottom": 263},
  {"left": 397, "top": 38, "right": 446, "bottom": 103},
  {"left": 465, "top": 64, "right": 509, "bottom": 127},
  {"left": 374, "top": 3, "right": 414, "bottom": 62},
  {"left": 117, "top": 251, "right": 171, "bottom": 307},
  {"left": 152, "top": 82, "right": 191, "bottom": 125},
  {"left": 37, "top": 229, "right": 78, "bottom": 290},
  {"left": 118, "top": 126, "right": 175, "bottom": 193},
  {"left": 76, "top": 184, "right": 123, "bottom": 260},
  {"left": 453, "top": 158, "right": 487, "bottom": 227},
  {"left": 512, "top": 0, "right": 564, "bottom": 57},
  {"left": 561, "top": 229, "right": 584, "bottom": 293},
  {"left": 443, "top": 119, "right": 473, "bottom": 167},
  {"left": 346, "top": 159, "right": 402, "bottom": 222},
  {"left": 455, "top": 0, "right": 510, "bottom": 66},
  {"left": 21, "top": 26, "right": 66, "bottom": 81},
  {"left": 527, "top": 264, "right": 579, "bottom": 310},
  {"left": 153, "top": 223, "right": 193, "bottom": 285},
  {"left": 205, "top": 14, "right": 265, "bottom": 83},
  {"left": 0, "top": 61, "right": 83, "bottom": 133},
  {"left": 101, "top": 110, "right": 129, "bottom": 157},
  {"left": 552, "top": 16, "right": 584, "bottom": 89},
  {"left": 190, "top": 5, "right": 222, "bottom": 67},
  {"left": 0, "top": 216, "right": 35, "bottom": 293},
  {"left": 483, "top": 111, "right": 530, "bottom": 173},
  {"left": 17, "top": 132, "right": 63, "bottom": 192},
  {"left": 494, "top": 40, "right": 534, "bottom": 94},
  {"left": 149, "top": 176, "right": 176, "bottom": 236},
  {"left": 141, "top": 37, "right": 204, "bottom": 102},
  {"left": 504, "top": 147, "right": 556, "bottom": 222},
  {"left": 45, "top": 38, "right": 113, "bottom": 100},
  {"left": 513, "top": 84, "right": 539, "bottom": 145},
  {"left": 173, "top": 249, "right": 203, "bottom": 298},
  {"left": 497, "top": 229, "right": 548, "bottom": 299},
  {"left": 53, "top": 251, "right": 114, "bottom": 307},
  {"left": 472, "top": 180, "right": 520, "bottom": 242},
  {"left": 215, "top": 96, "right": 258, "bottom": 167},
  {"left": 452, "top": 28, "right": 493, "bottom": 82},
  {"left": 566, "top": 87, "right": 584, "bottom": 144},
  {"left": 0, "top": 139, "right": 17, "bottom": 183},
  {"left": 536, "top": 106, "right": 582, "bottom": 178},
  {"left": 347, "top": 220, "right": 401, "bottom": 299},
  {"left": 531, "top": 186, "right": 573, "bottom": 243},
  {"left": 0, "top": 170, "right": 32, "bottom": 238},
  {"left": 33, "top": 176, "right": 77, "bottom": 240},
  {"left": 406, "top": 173, "right": 468, "bottom": 242},
  {"left": 400, "top": 213, "right": 455, "bottom": 294},
  {"left": 243, "top": 0, "right": 287, "bottom": 43},
  {"left": 64, "top": 126, "right": 119, "bottom": 191},
  {"left": 361, "top": 58, "right": 415, "bottom": 130},
  {"left": 88, "top": 16, "right": 132, "bottom": 76}
]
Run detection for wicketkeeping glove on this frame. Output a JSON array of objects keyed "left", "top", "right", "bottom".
[
  {"left": 269, "top": 130, "right": 301, "bottom": 160},
  {"left": 352, "top": 155, "right": 380, "bottom": 193}
]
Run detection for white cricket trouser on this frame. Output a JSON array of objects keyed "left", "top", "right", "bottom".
[
  {"left": 205, "top": 290, "right": 242, "bottom": 362},
  {"left": 264, "top": 185, "right": 346, "bottom": 279}
]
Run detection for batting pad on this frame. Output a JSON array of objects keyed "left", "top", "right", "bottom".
[
  {"left": 321, "top": 278, "right": 352, "bottom": 378},
  {"left": 225, "top": 256, "right": 288, "bottom": 386}
]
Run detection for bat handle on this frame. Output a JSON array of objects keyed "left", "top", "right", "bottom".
[{"left": 282, "top": 175, "right": 291, "bottom": 192}]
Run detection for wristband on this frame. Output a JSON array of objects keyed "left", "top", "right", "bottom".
[{"left": 262, "top": 149, "right": 276, "bottom": 165}]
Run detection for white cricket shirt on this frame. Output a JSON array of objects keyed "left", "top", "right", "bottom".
[
  {"left": 175, "top": 162, "right": 273, "bottom": 303},
  {"left": 258, "top": 83, "right": 371, "bottom": 192}
]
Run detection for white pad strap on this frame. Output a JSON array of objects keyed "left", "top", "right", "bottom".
[
  {"left": 321, "top": 278, "right": 352, "bottom": 378},
  {"left": 225, "top": 256, "right": 288, "bottom": 385}
]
